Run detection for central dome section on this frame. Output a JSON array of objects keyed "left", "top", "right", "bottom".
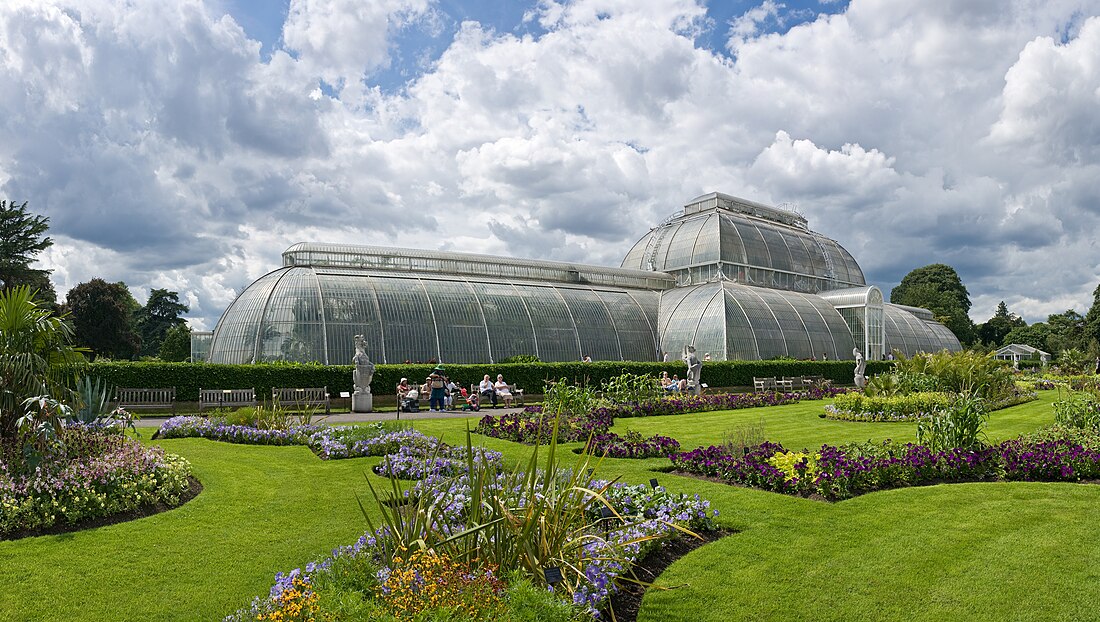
[{"left": 621, "top": 192, "right": 865, "bottom": 293}]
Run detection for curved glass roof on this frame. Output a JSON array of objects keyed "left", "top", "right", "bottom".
[
  {"left": 621, "top": 193, "right": 865, "bottom": 293},
  {"left": 658, "top": 282, "right": 856, "bottom": 361},
  {"left": 208, "top": 266, "right": 661, "bottom": 365},
  {"left": 284, "top": 243, "right": 676, "bottom": 291},
  {"left": 883, "top": 303, "right": 961, "bottom": 356}
]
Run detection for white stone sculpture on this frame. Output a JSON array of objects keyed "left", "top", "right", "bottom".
[{"left": 352, "top": 334, "right": 375, "bottom": 412}]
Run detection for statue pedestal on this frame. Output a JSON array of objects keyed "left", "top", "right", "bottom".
[{"left": 351, "top": 392, "right": 373, "bottom": 413}]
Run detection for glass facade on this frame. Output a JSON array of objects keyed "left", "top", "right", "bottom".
[
  {"left": 658, "top": 282, "right": 856, "bottom": 361},
  {"left": 622, "top": 192, "right": 865, "bottom": 293},
  {"left": 208, "top": 192, "right": 962, "bottom": 364},
  {"left": 208, "top": 266, "right": 661, "bottom": 364}
]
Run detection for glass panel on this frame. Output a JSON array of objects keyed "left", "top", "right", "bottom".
[
  {"left": 421, "top": 279, "right": 490, "bottom": 364},
  {"left": 372, "top": 277, "right": 437, "bottom": 363},
  {"left": 317, "top": 273, "right": 384, "bottom": 364},
  {"left": 559, "top": 287, "right": 621, "bottom": 361},
  {"left": 477, "top": 283, "right": 538, "bottom": 362},
  {"left": 514, "top": 285, "right": 579, "bottom": 362}
]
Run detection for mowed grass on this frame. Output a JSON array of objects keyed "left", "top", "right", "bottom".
[{"left": 0, "top": 391, "right": 1082, "bottom": 621}]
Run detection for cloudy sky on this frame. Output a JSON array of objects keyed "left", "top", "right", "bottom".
[{"left": 2, "top": 0, "right": 1099, "bottom": 330}]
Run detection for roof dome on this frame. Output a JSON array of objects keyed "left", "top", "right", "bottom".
[{"left": 622, "top": 192, "right": 865, "bottom": 293}]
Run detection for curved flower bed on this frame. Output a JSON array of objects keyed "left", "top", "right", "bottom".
[
  {"left": 584, "top": 431, "right": 681, "bottom": 459},
  {"left": 155, "top": 417, "right": 441, "bottom": 461},
  {"left": 824, "top": 389, "right": 1038, "bottom": 422},
  {"left": 474, "top": 410, "right": 614, "bottom": 444},
  {"left": 1, "top": 426, "right": 193, "bottom": 536},
  {"left": 372, "top": 443, "right": 504, "bottom": 480},
  {"left": 229, "top": 470, "right": 718, "bottom": 621},
  {"left": 672, "top": 433, "right": 1100, "bottom": 501}
]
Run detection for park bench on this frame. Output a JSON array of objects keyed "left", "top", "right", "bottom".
[
  {"left": 115, "top": 387, "right": 176, "bottom": 413},
  {"left": 753, "top": 377, "right": 777, "bottom": 393},
  {"left": 469, "top": 383, "right": 525, "bottom": 407},
  {"left": 272, "top": 387, "right": 330, "bottom": 414},
  {"left": 198, "top": 388, "right": 257, "bottom": 412}
]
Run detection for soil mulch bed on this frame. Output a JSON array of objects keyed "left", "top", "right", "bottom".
[
  {"left": 604, "top": 528, "right": 734, "bottom": 622},
  {"left": 1, "top": 475, "right": 203, "bottom": 541}
]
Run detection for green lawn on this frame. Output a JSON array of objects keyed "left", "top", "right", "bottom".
[{"left": 0, "top": 391, "right": 1084, "bottom": 621}]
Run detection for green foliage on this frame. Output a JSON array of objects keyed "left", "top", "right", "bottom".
[
  {"left": 499, "top": 354, "right": 541, "bottom": 363},
  {"left": 82, "top": 359, "right": 892, "bottom": 401},
  {"left": 600, "top": 372, "right": 663, "bottom": 405},
  {"left": 135, "top": 289, "right": 190, "bottom": 357},
  {"left": 831, "top": 392, "right": 954, "bottom": 421},
  {"left": 1046, "top": 310, "right": 1087, "bottom": 354},
  {"left": 0, "top": 200, "right": 55, "bottom": 307},
  {"left": 1004, "top": 322, "right": 1050, "bottom": 353},
  {"left": 158, "top": 323, "right": 192, "bottom": 362},
  {"left": 1056, "top": 348, "right": 1092, "bottom": 375},
  {"left": 542, "top": 378, "right": 600, "bottom": 415},
  {"left": 65, "top": 278, "right": 142, "bottom": 360},
  {"left": 915, "top": 392, "right": 989, "bottom": 453},
  {"left": 977, "top": 301, "right": 1026, "bottom": 348},
  {"left": 0, "top": 285, "right": 86, "bottom": 441},
  {"left": 502, "top": 572, "right": 587, "bottom": 621},
  {"left": 891, "top": 349, "right": 1014, "bottom": 400},
  {"left": 72, "top": 376, "right": 112, "bottom": 424},
  {"left": 890, "top": 263, "right": 975, "bottom": 343},
  {"left": 1052, "top": 393, "right": 1100, "bottom": 430}
]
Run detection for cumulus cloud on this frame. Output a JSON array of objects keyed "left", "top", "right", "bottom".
[{"left": 2, "top": 0, "right": 1100, "bottom": 332}]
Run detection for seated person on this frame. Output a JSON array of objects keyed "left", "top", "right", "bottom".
[
  {"left": 494, "top": 374, "right": 514, "bottom": 407},
  {"left": 479, "top": 374, "right": 498, "bottom": 408},
  {"left": 444, "top": 377, "right": 459, "bottom": 410},
  {"left": 660, "top": 371, "right": 676, "bottom": 392},
  {"left": 459, "top": 387, "right": 479, "bottom": 411},
  {"left": 396, "top": 377, "right": 419, "bottom": 412},
  {"left": 668, "top": 374, "right": 682, "bottom": 393}
]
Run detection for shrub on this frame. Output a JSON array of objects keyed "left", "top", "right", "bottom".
[
  {"left": 1052, "top": 393, "right": 1100, "bottom": 430},
  {"left": 915, "top": 392, "right": 989, "bottom": 453},
  {"left": 827, "top": 392, "right": 953, "bottom": 422}
]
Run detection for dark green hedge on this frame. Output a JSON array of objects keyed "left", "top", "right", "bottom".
[{"left": 86, "top": 360, "right": 894, "bottom": 401}]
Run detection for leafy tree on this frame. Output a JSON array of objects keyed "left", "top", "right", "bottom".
[
  {"left": 158, "top": 323, "right": 192, "bottom": 362},
  {"left": 1046, "top": 310, "right": 1086, "bottom": 354},
  {"left": 1004, "top": 322, "right": 1050, "bottom": 353},
  {"left": 890, "top": 264, "right": 975, "bottom": 344},
  {"left": 64, "top": 279, "right": 142, "bottom": 360},
  {"left": 0, "top": 200, "right": 56, "bottom": 308},
  {"left": 0, "top": 286, "right": 86, "bottom": 443},
  {"left": 135, "top": 288, "right": 190, "bottom": 357},
  {"left": 1084, "top": 283, "right": 1100, "bottom": 347},
  {"left": 976, "top": 301, "right": 1026, "bottom": 348}
]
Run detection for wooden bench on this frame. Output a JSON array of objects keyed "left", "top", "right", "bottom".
[
  {"left": 115, "top": 387, "right": 176, "bottom": 413},
  {"left": 753, "top": 377, "right": 777, "bottom": 393},
  {"left": 198, "top": 388, "right": 257, "bottom": 412},
  {"left": 272, "top": 387, "right": 330, "bottom": 414},
  {"left": 469, "top": 383, "right": 525, "bottom": 407}
]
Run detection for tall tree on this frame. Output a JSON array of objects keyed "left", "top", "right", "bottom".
[
  {"left": 135, "top": 288, "right": 190, "bottom": 357},
  {"left": 65, "top": 279, "right": 142, "bottom": 360},
  {"left": 1004, "top": 322, "right": 1050, "bottom": 352},
  {"left": 0, "top": 200, "right": 56, "bottom": 307},
  {"left": 158, "top": 323, "right": 192, "bottom": 362},
  {"left": 1084, "top": 283, "right": 1100, "bottom": 347},
  {"left": 977, "top": 301, "right": 1026, "bottom": 347},
  {"left": 1046, "top": 309, "right": 1086, "bottom": 354},
  {"left": 890, "top": 264, "right": 976, "bottom": 344}
]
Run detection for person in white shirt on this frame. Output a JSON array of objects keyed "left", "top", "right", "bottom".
[
  {"left": 479, "top": 374, "right": 498, "bottom": 408},
  {"left": 494, "top": 374, "right": 514, "bottom": 407}
]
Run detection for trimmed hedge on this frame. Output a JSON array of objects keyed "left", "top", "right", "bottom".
[{"left": 85, "top": 359, "right": 894, "bottom": 401}]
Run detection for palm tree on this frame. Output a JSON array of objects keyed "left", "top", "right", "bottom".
[{"left": 0, "top": 285, "right": 86, "bottom": 440}]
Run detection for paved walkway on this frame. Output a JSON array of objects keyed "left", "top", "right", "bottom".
[{"left": 134, "top": 405, "right": 530, "bottom": 428}]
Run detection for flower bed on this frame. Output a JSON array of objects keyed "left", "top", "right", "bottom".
[
  {"left": 372, "top": 443, "right": 503, "bottom": 480},
  {"left": 474, "top": 410, "right": 614, "bottom": 444},
  {"left": 1, "top": 426, "right": 193, "bottom": 536},
  {"left": 672, "top": 431, "right": 1100, "bottom": 501},
  {"left": 228, "top": 426, "right": 719, "bottom": 621},
  {"left": 155, "top": 417, "right": 444, "bottom": 461},
  {"left": 583, "top": 430, "right": 681, "bottom": 459},
  {"left": 824, "top": 392, "right": 953, "bottom": 422}
]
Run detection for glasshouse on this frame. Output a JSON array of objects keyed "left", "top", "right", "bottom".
[{"left": 207, "top": 192, "right": 961, "bottom": 364}]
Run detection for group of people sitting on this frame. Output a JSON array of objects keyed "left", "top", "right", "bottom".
[
  {"left": 660, "top": 370, "right": 690, "bottom": 393},
  {"left": 394, "top": 370, "right": 517, "bottom": 413},
  {"left": 477, "top": 373, "right": 516, "bottom": 409}
]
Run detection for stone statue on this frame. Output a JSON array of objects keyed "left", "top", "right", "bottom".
[
  {"left": 683, "top": 344, "right": 702, "bottom": 396},
  {"left": 853, "top": 347, "right": 866, "bottom": 390},
  {"left": 351, "top": 335, "right": 375, "bottom": 413}
]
